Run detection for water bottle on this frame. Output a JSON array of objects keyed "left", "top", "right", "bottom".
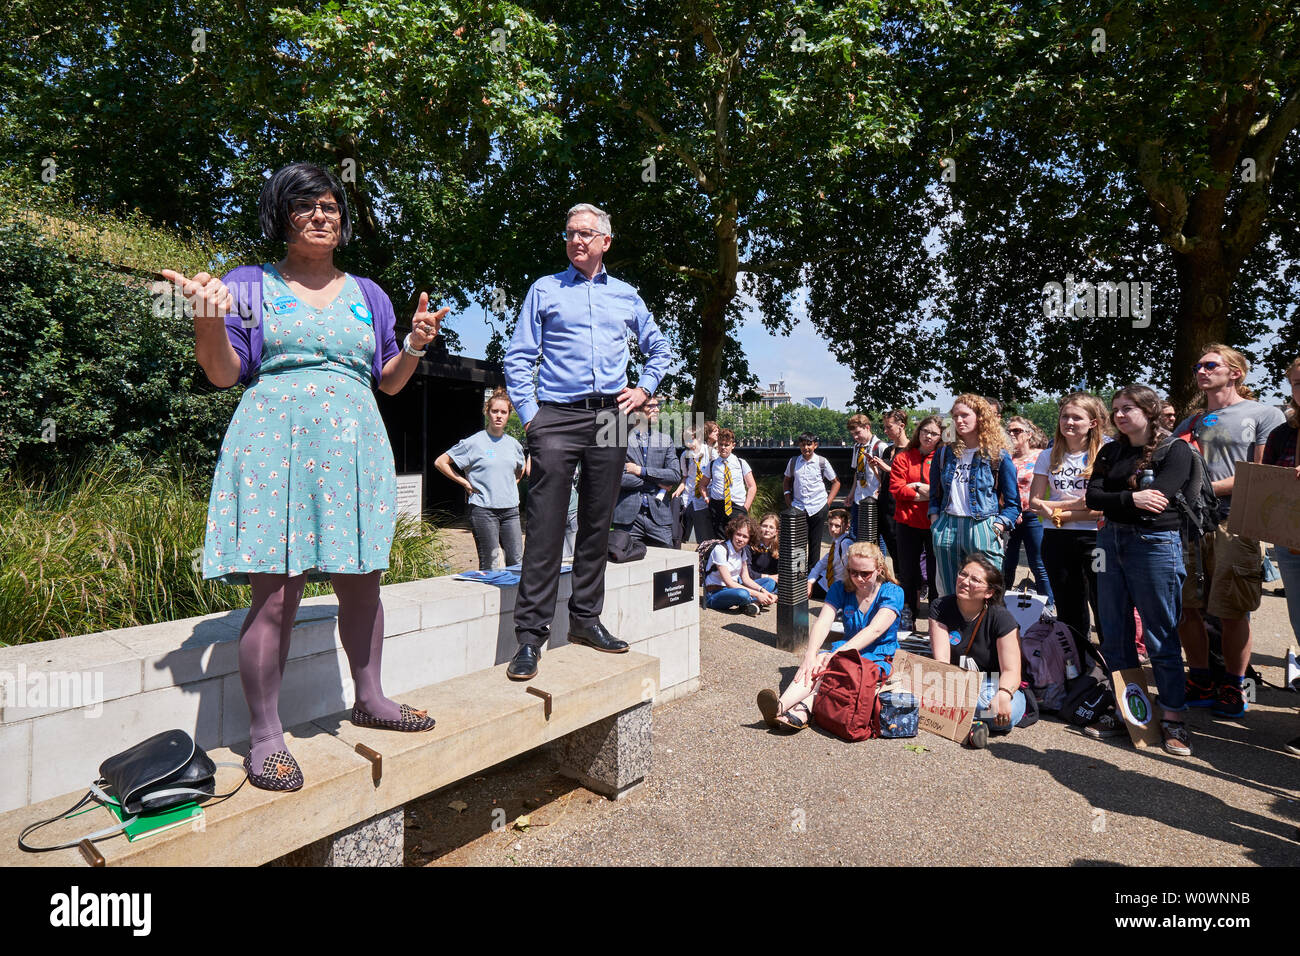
[{"left": 1139, "top": 469, "right": 1154, "bottom": 489}]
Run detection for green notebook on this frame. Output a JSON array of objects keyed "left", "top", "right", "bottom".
[{"left": 102, "top": 799, "right": 205, "bottom": 842}]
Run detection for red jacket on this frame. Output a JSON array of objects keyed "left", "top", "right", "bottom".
[{"left": 890, "top": 447, "right": 936, "bottom": 529}]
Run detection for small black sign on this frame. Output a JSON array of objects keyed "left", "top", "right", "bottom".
[{"left": 653, "top": 565, "right": 695, "bottom": 610}]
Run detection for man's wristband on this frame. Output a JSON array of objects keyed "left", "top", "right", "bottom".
[{"left": 997, "top": 687, "right": 1014, "bottom": 699}]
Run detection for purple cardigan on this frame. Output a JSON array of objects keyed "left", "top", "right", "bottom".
[{"left": 218, "top": 264, "right": 401, "bottom": 388}]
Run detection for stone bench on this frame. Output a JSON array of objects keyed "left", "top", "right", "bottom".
[
  {"left": 0, "top": 644, "right": 658, "bottom": 866},
  {"left": 0, "top": 547, "right": 700, "bottom": 814}
]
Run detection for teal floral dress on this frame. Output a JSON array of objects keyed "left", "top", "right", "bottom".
[{"left": 203, "top": 265, "right": 397, "bottom": 583}]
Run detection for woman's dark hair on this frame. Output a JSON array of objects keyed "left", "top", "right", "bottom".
[
  {"left": 906, "top": 415, "right": 943, "bottom": 452},
  {"left": 1109, "top": 385, "right": 1168, "bottom": 489},
  {"left": 259, "top": 162, "right": 353, "bottom": 247},
  {"left": 960, "top": 553, "right": 1005, "bottom": 606}
]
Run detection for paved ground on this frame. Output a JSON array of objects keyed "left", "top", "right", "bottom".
[{"left": 410, "top": 535, "right": 1300, "bottom": 866}]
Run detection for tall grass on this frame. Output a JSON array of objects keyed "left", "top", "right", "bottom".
[{"left": 0, "top": 453, "right": 449, "bottom": 645}]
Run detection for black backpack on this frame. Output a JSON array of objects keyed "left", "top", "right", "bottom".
[{"left": 1152, "top": 438, "right": 1220, "bottom": 540}]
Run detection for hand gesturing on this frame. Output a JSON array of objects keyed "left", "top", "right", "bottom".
[
  {"left": 160, "top": 270, "right": 232, "bottom": 322},
  {"left": 410, "top": 292, "right": 449, "bottom": 349}
]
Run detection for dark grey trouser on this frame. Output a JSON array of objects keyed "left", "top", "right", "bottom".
[
  {"left": 514, "top": 404, "right": 625, "bottom": 647},
  {"left": 468, "top": 504, "right": 523, "bottom": 570}
]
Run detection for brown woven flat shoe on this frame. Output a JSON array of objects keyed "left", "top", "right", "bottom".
[
  {"left": 351, "top": 702, "right": 436, "bottom": 732},
  {"left": 244, "top": 751, "right": 304, "bottom": 792}
]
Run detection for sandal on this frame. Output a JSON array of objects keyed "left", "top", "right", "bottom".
[
  {"left": 351, "top": 702, "right": 436, "bottom": 733},
  {"left": 757, "top": 689, "right": 781, "bottom": 728},
  {"left": 244, "top": 751, "right": 304, "bottom": 792},
  {"left": 776, "top": 702, "right": 811, "bottom": 732}
]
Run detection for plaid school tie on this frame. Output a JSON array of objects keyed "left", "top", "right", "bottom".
[{"left": 723, "top": 461, "right": 733, "bottom": 516}]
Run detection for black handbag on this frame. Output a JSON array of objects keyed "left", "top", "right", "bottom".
[
  {"left": 1060, "top": 638, "right": 1116, "bottom": 727},
  {"left": 19, "top": 730, "right": 245, "bottom": 852}
]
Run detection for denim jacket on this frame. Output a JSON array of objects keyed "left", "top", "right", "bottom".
[{"left": 927, "top": 445, "right": 1021, "bottom": 526}]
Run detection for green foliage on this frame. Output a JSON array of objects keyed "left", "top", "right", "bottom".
[
  {"left": 0, "top": 452, "right": 449, "bottom": 644},
  {"left": 0, "top": 216, "right": 242, "bottom": 473}
]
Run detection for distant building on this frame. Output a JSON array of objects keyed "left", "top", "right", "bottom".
[
  {"left": 755, "top": 380, "right": 792, "bottom": 408},
  {"left": 802, "top": 396, "right": 827, "bottom": 409}
]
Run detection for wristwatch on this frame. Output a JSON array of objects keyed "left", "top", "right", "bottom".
[{"left": 403, "top": 333, "right": 427, "bottom": 357}]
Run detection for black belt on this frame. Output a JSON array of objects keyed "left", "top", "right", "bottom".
[{"left": 541, "top": 395, "right": 620, "bottom": 410}]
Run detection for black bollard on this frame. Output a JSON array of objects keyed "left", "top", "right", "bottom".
[
  {"left": 777, "top": 508, "right": 809, "bottom": 651},
  {"left": 856, "top": 497, "right": 878, "bottom": 547}
]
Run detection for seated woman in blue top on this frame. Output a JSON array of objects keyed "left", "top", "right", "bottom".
[
  {"left": 757, "top": 542, "right": 904, "bottom": 732},
  {"left": 704, "top": 515, "right": 777, "bottom": 615}
]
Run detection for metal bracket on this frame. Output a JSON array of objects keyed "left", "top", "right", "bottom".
[
  {"left": 79, "top": 839, "right": 105, "bottom": 867},
  {"left": 355, "top": 743, "right": 382, "bottom": 784},
  {"left": 526, "top": 686, "right": 552, "bottom": 719}
]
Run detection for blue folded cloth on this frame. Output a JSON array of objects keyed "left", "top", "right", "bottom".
[{"left": 452, "top": 564, "right": 572, "bottom": 587}]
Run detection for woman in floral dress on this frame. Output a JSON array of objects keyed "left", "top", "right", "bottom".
[{"left": 163, "top": 163, "right": 447, "bottom": 791}]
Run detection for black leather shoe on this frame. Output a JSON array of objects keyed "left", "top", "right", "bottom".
[
  {"left": 507, "top": 644, "right": 540, "bottom": 681},
  {"left": 567, "top": 620, "right": 629, "bottom": 653}
]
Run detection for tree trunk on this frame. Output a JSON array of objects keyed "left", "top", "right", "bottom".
[
  {"left": 1169, "top": 248, "right": 1231, "bottom": 413},
  {"left": 690, "top": 197, "right": 740, "bottom": 422}
]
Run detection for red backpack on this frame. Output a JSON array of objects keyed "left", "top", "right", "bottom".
[{"left": 812, "top": 653, "right": 884, "bottom": 741}]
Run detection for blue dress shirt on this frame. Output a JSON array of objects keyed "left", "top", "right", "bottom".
[{"left": 504, "top": 264, "right": 672, "bottom": 426}]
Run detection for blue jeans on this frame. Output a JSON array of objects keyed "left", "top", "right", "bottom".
[
  {"left": 977, "top": 676, "right": 1025, "bottom": 734},
  {"left": 1271, "top": 546, "right": 1300, "bottom": 641},
  {"left": 1003, "top": 511, "right": 1054, "bottom": 603},
  {"left": 1096, "top": 523, "right": 1188, "bottom": 713},
  {"left": 706, "top": 577, "right": 775, "bottom": 610},
  {"left": 468, "top": 505, "right": 523, "bottom": 571}
]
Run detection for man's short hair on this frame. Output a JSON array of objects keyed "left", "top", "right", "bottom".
[
  {"left": 798, "top": 432, "right": 818, "bottom": 445},
  {"left": 828, "top": 508, "right": 850, "bottom": 525},
  {"left": 566, "top": 203, "right": 612, "bottom": 235},
  {"left": 846, "top": 413, "right": 871, "bottom": 430},
  {"left": 717, "top": 428, "right": 736, "bottom": 445}
]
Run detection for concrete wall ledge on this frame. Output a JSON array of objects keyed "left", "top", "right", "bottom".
[{"left": 0, "top": 547, "right": 699, "bottom": 812}]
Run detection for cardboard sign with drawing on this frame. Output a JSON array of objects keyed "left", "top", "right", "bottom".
[
  {"left": 892, "top": 650, "right": 981, "bottom": 743},
  {"left": 1228, "top": 462, "right": 1300, "bottom": 550}
]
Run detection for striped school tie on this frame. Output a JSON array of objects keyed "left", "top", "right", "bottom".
[
  {"left": 856, "top": 445, "right": 867, "bottom": 487},
  {"left": 695, "top": 454, "right": 706, "bottom": 499},
  {"left": 723, "top": 461, "right": 733, "bottom": 516}
]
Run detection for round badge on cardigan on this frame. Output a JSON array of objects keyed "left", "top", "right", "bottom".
[{"left": 350, "top": 303, "right": 373, "bottom": 325}]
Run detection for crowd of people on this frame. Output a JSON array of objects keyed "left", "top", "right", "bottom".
[
  {"left": 169, "top": 162, "right": 1298, "bottom": 790},
  {"left": 744, "top": 349, "right": 1300, "bottom": 757}
]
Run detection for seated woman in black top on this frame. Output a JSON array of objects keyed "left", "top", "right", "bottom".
[
  {"left": 750, "top": 512, "right": 781, "bottom": 583},
  {"left": 927, "top": 555, "right": 1024, "bottom": 748}
]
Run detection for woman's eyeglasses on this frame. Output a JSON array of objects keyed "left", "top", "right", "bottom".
[
  {"left": 289, "top": 200, "right": 342, "bottom": 220},
  {"left": 847, "top": 567, "right": 878, "bottom": 579},
  {"left": 1007, "top": 428, "right": 1026, "bottom": 436}
]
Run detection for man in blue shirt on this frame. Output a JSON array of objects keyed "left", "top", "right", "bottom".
[
  {"left": 504, "top": 203, "right": 672, "bottom": 680},
  {"left": 613, "top": 396, "right": 682, "bottom": 548}
]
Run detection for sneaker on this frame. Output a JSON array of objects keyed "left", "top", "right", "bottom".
[
  {"left": 1284, "top": 736, "right": 1300, "bottom": 757},
  {"left": 1211, "top": 682, "right": 1248, "bottom": 718},
  {"left": 1161, "top": 720, "right": 1192, "bottom": 756},
  {"left": 743, "top": 603, "right": 759, "bottom": 617},
  {"left": 964, "top": 720, "right": 989, "bottom": 749},
  {"left": 1083, "top": 713, "right": 1126, "bottom": 739},
  {"left": 1184, "top": 677, "right": 1216, "bottom": 708}
]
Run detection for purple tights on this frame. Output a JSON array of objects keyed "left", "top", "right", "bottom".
[{"left": 239, "top": 571, "right": 400, "bottom": 775}]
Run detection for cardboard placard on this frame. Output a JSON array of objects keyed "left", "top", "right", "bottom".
[
  {"left": 1227, "top": 462, "right": 1300, "bottom": 549},
  {"left": 1111, "top": 666, "right": 1163, "bottom": 749},
  {"left": 892, "top": 650, "right": 980, "bottom": 743}
]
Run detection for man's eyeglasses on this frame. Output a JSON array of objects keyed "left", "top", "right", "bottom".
[
  {"left": 1193, "top": 361, "right": 1222, "bottom": 372},
  {"left": 563, "top": 228, "right": 606, "bottom": 242},
  {"left": 289, "top": 200, "right": 342, "bottom": 220}
]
